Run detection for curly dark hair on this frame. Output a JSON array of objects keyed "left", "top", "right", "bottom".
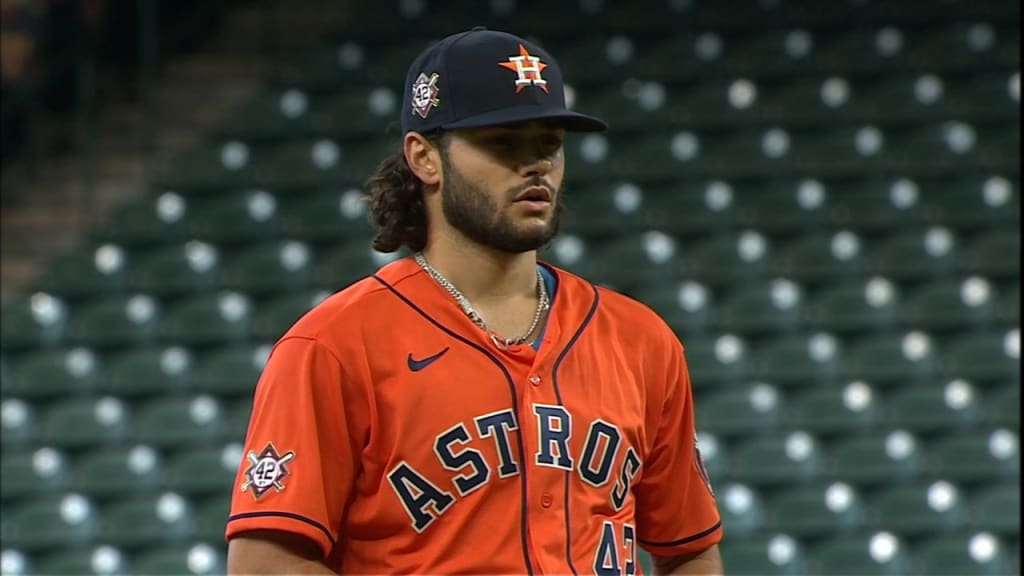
[{"left": 364, "top": 131, "right": 449, "bottom": 253}]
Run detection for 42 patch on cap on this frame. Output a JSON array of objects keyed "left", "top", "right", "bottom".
[{"left": 241, "top": 443, "right": 296, "bottom": 499}]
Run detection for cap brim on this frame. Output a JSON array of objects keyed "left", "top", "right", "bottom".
[{"left": 442, "top": 105, "right": 608, "bottom": 132}]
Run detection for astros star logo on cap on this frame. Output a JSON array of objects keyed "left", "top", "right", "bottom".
[{"left": 498, "top": 44, "right": 549, "bottom": 93}]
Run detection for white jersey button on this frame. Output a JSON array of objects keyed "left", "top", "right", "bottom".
[{"left": 529, "top": 375, "right": 542, "bottom": 386}]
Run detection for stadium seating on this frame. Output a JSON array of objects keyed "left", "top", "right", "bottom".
[{"left": 0, "top": 0, "right": 1018, "bottom": 572}]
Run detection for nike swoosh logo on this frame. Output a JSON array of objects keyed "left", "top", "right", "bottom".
[{"left": 407, "top": 347, "right": 450, "bottom": 372}]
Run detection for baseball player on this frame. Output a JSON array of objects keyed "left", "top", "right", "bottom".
[{"left": 226, "top": 27, "right": 723, "bottom": 575}]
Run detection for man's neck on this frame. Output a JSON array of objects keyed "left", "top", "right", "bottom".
[{"left": 420, "top": 236, "right": 539, "bottom": 307}]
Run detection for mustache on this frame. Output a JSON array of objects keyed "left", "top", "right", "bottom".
[{"left": 507, "top": 178, "right": 557, "bottom": 201}]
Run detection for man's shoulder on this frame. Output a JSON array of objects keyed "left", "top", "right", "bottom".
[{"left": 283, "top": 257, "right": 419, "bottom": 341}]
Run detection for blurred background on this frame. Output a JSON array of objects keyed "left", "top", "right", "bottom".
[{"left": 0, "top": 0, "right": 1019, "bottom": 574}]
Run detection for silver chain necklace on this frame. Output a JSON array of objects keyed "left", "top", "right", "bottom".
[{"left": 414, "top": 252, "right": 550, "bottom": 349}]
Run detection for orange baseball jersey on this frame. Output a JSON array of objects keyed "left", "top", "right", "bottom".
[{"left": 226, "top": 257, "right": 721, "bottom": 574}]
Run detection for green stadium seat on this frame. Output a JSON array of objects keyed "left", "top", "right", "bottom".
[
  {"left": 802, "top": 277, "right": 901, "bottom": 334},
  {"left": 679, "top": 334, "right": 750, "bottom": 388},
  {"left": 0, "top": 447, "right": 68, "bottom": 502},
  {"left": 720, "top": 29, "right": 823, "bottom": 80},
  {"left": 37, "top": 243, "right": 130, "bottom": 298},
  {"left": 772, "top": 231, "right": 868, "bottom": 282},
  {"left": 37, "top": 396, "right": 130, "bottom": 450},
  {"left": 159, "top": 140, "right": 264, "bottom": 191},
  {"left": 842, "top": 331, "right": 939, "bottom": 386},
  {"left": 1, "top": 398, "right": 37, "bottom": 448},
  {"left": 631, "top": 32, "right": 711, "bottom": 85},
  {"left": 917, "top": 174, "right": 1019, "bottom": 230},
  {"left": 666, "top": 79, "right": 760, "bottom": 128},
  {"left": 717, "top": 533, "right": 809, "bottom": 576},
  {"left": 99, "top": 190, "right": 189, "bottom": 247},
  {"left": 159, "top": 291, "right": 253, "bottom": 346},
  {"left": 134, "top": 394, "right": 225, "bottom": 448},
  {"left": 634, "top": 280, "right": 715, "bottom": 338},
  {"left": 185, "top": 189, "right": 282, "bottom": 244},
  {"left": 810, "top": 532, "right": 911, "bottom": 575},
  {"left": 97, "top": 492, "right": 194, "bottom": 548},
  {"left": 0, "top": 292, "right": 68, "bottom": 352},
  {"left": 217, "top": 88, "right": 316, "bottom": 140},
  {"left": 958, "top": 227, "right": 1020, "bottom": 278},
  {"left": 826, "top": 430, "right": 923, "bottom": 486},
  {"left": 646, "top": 179, "right": 741, "bottom": 236},
  {"left": 195, "top": 342, "right": 272, "bottom": 398},
  {"left": 65, "top": 294, "right": 161, "bottom": 349},
  {"left": 729, "top": 431, "right": 823, "bottom": 486},
  {"left": 982, "top": 383, "right": 1019, "bottom": 429},
  {"left": 306, "top": 88, "right": 398, "bottom": 138},
  {"left": 252, "top": 290, "right": 331, "bottom": 341},
  {"left": 5, "top": 347, "right": 102, "bottom": 399},
  {"left": 940, "top": 329, "right": 1019, "bottom": 382},
  {"left": 749, "top": 333, "right": 843, "bottom": 387},
  {"left": 924, "top": 429, "right": 1019, "bottom": 483},
  {"left": 995, "top": 281, "right": 1018, "bottom": 326},
  {"left": 679, "top": 231, "right": 773, "bottom": 286},
  {"left": 313, "top": 242, "right": 402, "bottom": 290},
  {"left": 192, "top": 494, "right": 233, "bottom": 544},
  {"left": 2, "top": 494, "right": 97, "bottom": 551},
  {"left": 592, "top": 231, "right": 683, "bottom": 290},
  {"left": 220, "top": 240, "right": 314, "bottom": 295},
  {"left": 792, "top": 126, "right": 894, "bottom": 175},
  {"left": 32, "top": 546, "right": 129, "bottom": 576},
  {"left": 695, "top": 432, "right": 728, "bottom": 484},
  {"left": 715, "top": 279, "right": 804, "bottom": 335},
  {"left": 100, "top": 345, "right": 195, "bottom": 399},
  {"left": 699, "top": 383, "right": 783, "bottom": 438},
  {"left": 70, "top": 445, "right": 162, "bottom": 498},
  {"left": 967, "top": 483, "right": 1020, "bottom": 534},
  {"left": 866, "top": 481, "right": 968, "bottom": 535},
  {"left": 763, "top": 482, "right": 865, "bottom": 536},
  {"left": 881, "top": 380, "right": 981, "bottom": 433},
  {"left": 164, "top": 443, "right": 241, "bottom": 496},
  {"left": 127, "top": 241, "right": 222, "bottom": 297},
  {"left": 275, "top": 187, "right": 376, "bottom": 242},
  {"left": 867, "top": 227, "right": 959, "bottom": 280},
  {"left": 261, "top": 138, "right": 390, "bottom": 189},
  {"left": 911, "top": 22, "right": 1019, "bottom": 72},
  {"left": 914, "top": 532, "right": 1016, "bottom": 576},
  {"left": 225, "top": 396, "right": 254, "bottom": 443},
  {"left": 573, "top": 85, "right": 667, "bottom": 133},
  {"left": 731, "top": 178, "right": 830, "bottom": 235},
  {"left": 131, "top": 542, "right": 226, "bottom": 575},
  {"left": 826, "top": 178, "right": 926, "bottom": 233},
  {"left": 786, "top": 380, "right": 881, "bottom": 436},
  {"left": 901, "top": 277, "right": 998, "bottom": 331},
  {"left": 541, "top": 235, "right": 602, "bottom": 283},
  {"left": 716, "top": 482, "right": 764, "bottom": 537},
  {"left": 559, "top": 181, "right": 650, "bottom": 237}
]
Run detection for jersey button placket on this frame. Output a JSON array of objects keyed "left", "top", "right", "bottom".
[
  {"left": 541, "top": 492, "right": 553, "bottom": 508},
  {"left": 529, "top": 375, "right": 542, "bottom": 387}
]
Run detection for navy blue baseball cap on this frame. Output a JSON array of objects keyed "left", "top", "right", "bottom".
[{"left": 401, "top": 27, "right": 607, "bottom": 134}]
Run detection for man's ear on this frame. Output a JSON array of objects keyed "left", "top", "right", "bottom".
[{"left": 404, "top": 132, "right": 442, "bottom": 187}]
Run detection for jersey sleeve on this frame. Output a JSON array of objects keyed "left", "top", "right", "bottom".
[
  {"left": 633, "top": 328, "right": 723, "bottom": 558},
  {"left": 225, "top": 336, "right": 365, "bottom": 559}
]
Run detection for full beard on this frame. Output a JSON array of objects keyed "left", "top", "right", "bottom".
[{"left": 439, "top": 155, "right": 564, "bottom": 254}]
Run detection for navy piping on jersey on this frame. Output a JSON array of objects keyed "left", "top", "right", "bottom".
[
  {"left": 639, "top": 520, "right": 723, "bottom": 548},
  {"left": 532, "top": 264, "right": 559, "bottom": 351},
  {"left": 550, "top": 281, "right": 601, "bottom": 576},
  {"left": 227, "top": 511, "right": 335, "bottom": 546},
  {"left": 372, "top": 275, "right": 535, "bottom": 576}
]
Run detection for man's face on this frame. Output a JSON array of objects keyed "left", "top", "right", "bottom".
[{"left": 437, "top": 122, "right": 567, "bottom": 254}]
